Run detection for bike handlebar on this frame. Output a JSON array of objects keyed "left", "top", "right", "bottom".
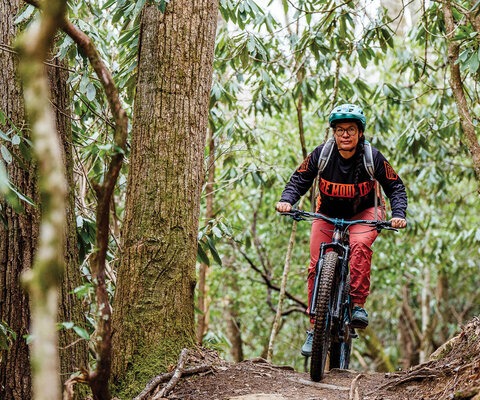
[{"left": 280, "top": 209, "right": 398, "bottom": 232}]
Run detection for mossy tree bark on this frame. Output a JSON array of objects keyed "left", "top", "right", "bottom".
[{"left": 111, "top": 0, "right": 219, "bottom": 393}]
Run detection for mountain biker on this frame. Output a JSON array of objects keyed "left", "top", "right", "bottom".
[{"left": 275, "top": 103, "right": 407, "bottom": 357}]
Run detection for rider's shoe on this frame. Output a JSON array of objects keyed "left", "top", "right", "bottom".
[
  {"left": 301, "top": 330, "right": 314, "bottom": 357},
  {"left": 351, "top": 306, "right": 369, "bottom": 329}
]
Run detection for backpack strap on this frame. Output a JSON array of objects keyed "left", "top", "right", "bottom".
[
  {"left": 363, "top": 139, "right": 375, "bottom": 180},
  {"left": 318, "top": 138, "right": 375, "bottom": 179},
  {"left": 317, "top": 137, "right": 336, "bottom": 174},
  {"left": 362, "top": 139, "right": 382, "bottom": 219}
]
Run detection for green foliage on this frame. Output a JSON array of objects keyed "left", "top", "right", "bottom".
[
  {"left": 0, "top": 321, "right": 17, "bottom": 352},
  {"left": 198, "top": 218, "right": 233, "bottom": 266},
  {"left": 202, "top": 330, "right": 231, "bottom": 353},
  {"left": 57, "top": 321, "right": 90, "bottom": 341},
  {"left": 0, "top": 109, "right": 36, "bottom": 214}
]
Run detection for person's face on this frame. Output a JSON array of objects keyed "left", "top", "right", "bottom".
[{"left": 333, "top": 122, "right": 363, "bottom": 153}]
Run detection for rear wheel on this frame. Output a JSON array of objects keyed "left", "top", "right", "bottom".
[
  {"left": 329, "top": 340, "right": 351, "bottom": 369},
  {"left": 329, "top": 274, "right": 352, "bottom": 370},
  {"left": 310, "top": 251, "right": 338, "bottom": 382}
]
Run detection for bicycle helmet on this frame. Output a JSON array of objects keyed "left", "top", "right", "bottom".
[{"left": 328, "top": 103, "right": 366, "bottom": 131}]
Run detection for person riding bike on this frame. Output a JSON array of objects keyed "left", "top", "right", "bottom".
[{"left": 275, "top": 103, "right": 407, "bottom": 357}]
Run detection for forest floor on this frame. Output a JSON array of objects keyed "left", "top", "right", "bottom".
[{"left": 140, "top": 317, "right": 480, "bottom": 400}]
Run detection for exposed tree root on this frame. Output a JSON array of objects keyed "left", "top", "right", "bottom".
[
  {"left": 151, "top": 348, "right": 189, "bottom": 400},
  {"left": 248, "top": 357, "right": 295, "bottom": 371},
  {"left": 349, "top": 373, "right": 364, "bottom": 400},
  {"left": 368, "top": 366, "right": 441, "bottom": 394},
  {"left": 63, "top": 369, "right": 89, "bottom": 400},
  {"left": 134, "top": 349, "right": 213, "bottom": 400}
]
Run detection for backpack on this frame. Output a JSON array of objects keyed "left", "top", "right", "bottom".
[{"left": 317, "top": 137, "right": 375, "bottom": 179}]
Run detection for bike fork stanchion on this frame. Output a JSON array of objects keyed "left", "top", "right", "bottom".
[{"left": 310, "top": 243, "right": 327, "bottom": 315}]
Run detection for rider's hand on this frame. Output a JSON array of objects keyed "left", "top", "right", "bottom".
[
  {"left": 390, "top": 218, "right": 407, "bottom": 229},
  {"left": 275, "top": 201, "right": 292, "bottom": 213}
]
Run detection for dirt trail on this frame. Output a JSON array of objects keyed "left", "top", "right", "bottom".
[
  {"left": 170, "top": 358, "right": 385, "bottom": 400},
  {"left": 144, "top": 317, "right": 480, "bottom": 400}
]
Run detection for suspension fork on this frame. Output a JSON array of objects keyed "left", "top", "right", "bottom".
[
  {"left": 331, "top": 246, "right": 350, "bottom": 319},
  {"left": 309, "top": 242, "right": 326, "bottom": 316},
  {"left": 309, "top": 241, "right": 349, "bottom": 317}
]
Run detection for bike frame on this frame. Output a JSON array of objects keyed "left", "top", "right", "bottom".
[{"left": 287, "top": 211, "right": 395, "bottom": 326}]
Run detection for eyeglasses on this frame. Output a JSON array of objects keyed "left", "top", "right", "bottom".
[{"left": 333, "top": 126, "right": 358, "bottom": 137}]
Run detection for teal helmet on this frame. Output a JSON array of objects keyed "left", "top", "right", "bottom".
[{"left": 328, "top": 103, "right": 366, "bottom": 131}]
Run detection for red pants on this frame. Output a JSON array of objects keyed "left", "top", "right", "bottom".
[{"left": 308, "top": 207, "right": 385, "bottom": 313}]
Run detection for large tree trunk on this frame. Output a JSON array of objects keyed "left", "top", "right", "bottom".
[
  {"left": 0, "top": 1, "right": 37, "bottom": 398},
  {"left": 111, "top": 0, "right": 219, "bottom": 393}
]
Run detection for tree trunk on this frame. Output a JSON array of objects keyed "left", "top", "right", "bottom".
[
  {"left": 111, "top": 1, "right": 219, "bottom": 394},
  {"left": 398, "top": 285, "right": 420, "bottom": 369},
  {"left": 442, "top": 0, "right": 480, "bottom": 190},
  {"left": 225, "top": 296, "right": 244, "bottom": 363},
  {"left": 419, "top": 265, "right": 432, "bottom": 363},
  {"left": 0, "top": 1, "right": 37, "bottom": 398},
  {"left": 267, "top": 197, "right": 304, "bottom": 362}
]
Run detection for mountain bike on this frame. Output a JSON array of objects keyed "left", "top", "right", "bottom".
[{"left": 281, "top": 209, "right": 397, "bottom": 382}]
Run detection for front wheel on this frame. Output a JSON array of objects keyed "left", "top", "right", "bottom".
[{"left": 310, "top": 251, "right": 338, "bottom": 382}]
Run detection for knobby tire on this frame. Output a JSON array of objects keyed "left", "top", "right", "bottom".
[{"left": 310, "top": 251, "right": 338, "bottom": 382}]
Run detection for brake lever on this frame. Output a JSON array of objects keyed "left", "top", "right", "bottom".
[
  {"left": 375, "top": 222, "right": 398, "bottom": 232},
  {"left": 385, "top": 226, "right": 398, "bottom": 232},
  {"left": 380, "top": 225, "right": 398, "bottom": 232},
  {"left": 292, "top": 215, "right": 305, "bottom": 221},
  {"left": 279, "top": 211, "right": 305, "bottom": 221}
]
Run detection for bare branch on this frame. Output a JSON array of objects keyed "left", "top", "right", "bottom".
[{"left": 233, "top": 242, "right": 308, "bottom": 310}]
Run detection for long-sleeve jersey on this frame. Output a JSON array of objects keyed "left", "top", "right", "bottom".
[{"left": 280, "top": 143, "right": 408, "bottom": 219}]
